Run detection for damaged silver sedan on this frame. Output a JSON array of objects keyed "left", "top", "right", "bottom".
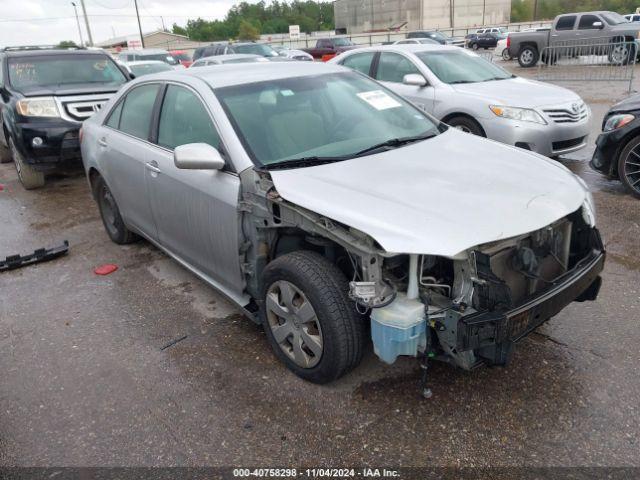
[{"left": 80, "top": 63, "right": 605, "bottom": 387}]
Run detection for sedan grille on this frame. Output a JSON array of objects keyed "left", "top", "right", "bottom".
[{"left": 543, "top": 103, "right": 588, "bottom": 124}]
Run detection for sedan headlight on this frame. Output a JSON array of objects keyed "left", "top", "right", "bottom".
[
  {"left": 16, "top": 97, "right": 60, "bottom": 118},
  {"left": 603, "top": 113, "right": 635, "bottom": 132},
  {"left": 489, "top": 105, "right": 547, "bottom": 124}
]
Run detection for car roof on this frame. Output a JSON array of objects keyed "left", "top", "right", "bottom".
[
  {"left": 2, "top": 48, "right": 109, "bottom": 58},
  {"left": 120, "top": 48, "right": 169, "bottom": 55},
  {"left": 141, "top": 62, "right": 349, "bottom": 89},
  {"left": 342, "top": 44, "right": 458, "bottom": 54}
]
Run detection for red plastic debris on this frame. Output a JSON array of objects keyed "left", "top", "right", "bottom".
[{"left": 94, "top": 264, "right": 118, "bottom": 275}]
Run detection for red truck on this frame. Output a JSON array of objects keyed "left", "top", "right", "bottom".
[{"left": 302, "top": 37, "right": 359, "bottom": 61}]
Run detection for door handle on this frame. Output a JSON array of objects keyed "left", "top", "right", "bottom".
[
  {"left": 145, "top": 161, "right": 161, "bottom": 174},
  {"left": 98, "top": 138, "right": 107, "bottom": 147}
]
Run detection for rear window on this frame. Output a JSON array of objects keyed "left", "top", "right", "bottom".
[{"left": 8, "top": 54, "right": 127, "bottom": 92}]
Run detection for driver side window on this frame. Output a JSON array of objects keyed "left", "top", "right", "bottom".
[
  {"left": 341, "top": 52, "right": 375, "bottom": 75},
  {"left": 157, "top": 85, "right": 220, "bottom": 150},
  {"left": 375, "top": 52, "right": 420, "bottom": 83}
]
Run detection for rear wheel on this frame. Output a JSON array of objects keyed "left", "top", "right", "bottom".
[
  {"left": 9, "top": 137, "right": 45, "bottom": 189},
  {"left": 518, "top": 45, "right": 539, "bottom": 68},
  {"left": 94, "top": 175, "right": 139, "bottom": 244},
  {"left": 617, "top": 136, "right": 640, "bottom": 199},
  {"left": 261, "top": 250, "right": 365, "bottom": 384},
  {"left": 502, "top": 48, "right": 511, "bottom": 61},
  {"left": 446, "top": 115, "right": 485, "bottom": 136}
]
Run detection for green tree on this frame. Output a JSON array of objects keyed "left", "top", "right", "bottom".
[
  {"left": 172, "top": 23, "right": 188, "bottom": 36},
  {"left": 57, "top": 40, "right": 78, "bottom": 48},
  {"left": 238, "top": 19, "right": 260, "bottom": 40}
]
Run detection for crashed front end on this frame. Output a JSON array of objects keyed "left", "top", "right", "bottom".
[{"left": 351, "top": 206, "right": 605, "bottom": 369}]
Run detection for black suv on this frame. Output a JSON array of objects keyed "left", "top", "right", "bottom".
[
  {"left": 0, "top": 46, "right": 130, "bottom": 189},
  {"left": 192, "top": 42, "right": 280, "bottom": 61}
]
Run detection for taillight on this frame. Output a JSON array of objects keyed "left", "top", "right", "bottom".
[
  {"left": 506, "top": 36, "right": 511, "bottom": 48},
  {"left": 79, "top": 128, "right": 83, "bottom": 144}
]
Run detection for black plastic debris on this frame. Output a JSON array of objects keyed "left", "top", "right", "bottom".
[{"left": 0, "top": 240, "right": 69, "bottom": 272}]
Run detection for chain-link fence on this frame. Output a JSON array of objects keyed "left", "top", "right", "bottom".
[{"left": 536, "top": 40, "right": 637, "bottom": 92}]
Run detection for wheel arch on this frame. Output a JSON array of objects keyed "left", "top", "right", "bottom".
[{"left": 440, "top": 112, "right": 487, "bottom": 137}]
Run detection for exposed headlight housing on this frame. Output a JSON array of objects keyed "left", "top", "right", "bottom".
[
  {"left": 603, "top": 113, "right": 635, "bottom": 132},
  {"left": 489, "top": 105, "right": 547, "bottom": 124},
  {"left": 16, "top": 97, "right": 60, "bottom": 118}
]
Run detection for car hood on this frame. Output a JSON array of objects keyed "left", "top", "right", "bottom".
[
  {"left": 450, "top": 77, "right": 581, "bottom": 109},
  {"left": 269, "top": 129, "right": 586, "bottom": 257},
  {"left": 609, "top": 93, "right": 640, "bottom": 113},
  {"left": 19, "top": 84, "right": 123, "bottom": 97}
]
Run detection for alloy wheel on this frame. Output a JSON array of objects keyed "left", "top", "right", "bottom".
[
  {"left": 265, "top": 280, "right": 323, "bottom": 369},
  {"left": 611, "top": 44, "right": 629, "bottom": 64},
  {"left": 623, "top": 146, "right": 640, "bottom": 194},
  {"left": 521, "top": 50, "right": 534, "bottom": 65}
]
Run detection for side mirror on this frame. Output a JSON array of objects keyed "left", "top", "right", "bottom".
[
  {"left": 403, "top": 73, "right": 427, "bottom": 87},
  {"left": 593, "top": 21, "right": 603, "bottom": 29},
  {"left": 174, "top": 143, "right": 225, "bottom": 170}
]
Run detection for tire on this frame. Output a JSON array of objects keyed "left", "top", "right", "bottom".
[
  {"left": 0, "top": 139, "right": 11, "bottom": 163},
  {"left": 9, "top": 137, "right": 45, "bottom": 189},
  {"left": 609, "top": 42, "right": 636, "bottom": 66},
  {"left": 501, "top": 48, "right": 511, "bottom": 61},
  {"left": 261, "top": 250, "right": 365, "bottom": 384},
  {"left": 518, "top": 45, "right": 539, "bottom": 68},
  {"left": 446, "top": 115, "right": 485, "bottom": 136},
  {"left": 617, "top": 136, "right": 640, "bottom": 199},
  {"left": 471, "top": 43, "right": 479, "bottom": 51},
  {"left": 93, "top": 175, "right": 139, "bottom": 244}
]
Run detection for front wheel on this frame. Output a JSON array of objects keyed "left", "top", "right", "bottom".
[
  {"left": 617, "top": 136, "right": 640, "bottom": 198},
  {"left": 609, "top": 42, "right": 637, "bottom": 65},
  {"left": 446, "top": 115, "right": 485, "bottom": 136},
  {"left": 261, "top": 251, "right": 365, "bottom": 384},
  {"left": 9, "top": 137, "right": 44, "bottom": 189},
  {"left": 471, "top": 43, "right": 479, "bottom": 50},
  {"left": 518, "top": 46, "right": 539, "bottom": 68}
]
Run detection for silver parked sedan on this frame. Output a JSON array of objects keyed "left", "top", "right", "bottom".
[
  {"left": 330, "top": 44, "right": 591, "bottom": 157},
  {"left": 80, "top": 62, "right": 603, "bottom": 386}
]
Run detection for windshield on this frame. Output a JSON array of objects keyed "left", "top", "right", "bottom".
[
  {"left": 333, "top": 38, "right": 355, "bottom": 46},
  {"left": 129, "top": 62, "right": 173, "bottom": 76},
  {"left": 222, "top": 57, "right": 264, "bottom": 64},
  {"left": 215, "top": 72, "right": 441, "bottom": 168},
  {"left": 416, "top": 50, "right": 512, "bottom": 83},
  {"left": 602, "top": 12, "right": 628, "bottom": 25},
  {"left": 233, "top": 44, "right": 279, "bottom": 57},
  {"left": 8, "top": 54, "right": 127, "bottom": 91},
  {"left": 139, "top": 53, "right": 178, "bottom": 65},
  {"left": 430, "top": 31, "right": 448, "bottom": 41}
]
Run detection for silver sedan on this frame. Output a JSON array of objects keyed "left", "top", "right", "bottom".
[{"left": 330, "top": 44, "right": 591, "bottom": 157}]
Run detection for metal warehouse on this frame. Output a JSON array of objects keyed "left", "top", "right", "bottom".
[{"left": 334, "top": 0, "right": 512, "bottom": 33}]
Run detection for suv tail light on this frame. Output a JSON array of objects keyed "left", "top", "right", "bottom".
[{"left": 506, "top": 36, "right": 511, "bottom": 48}]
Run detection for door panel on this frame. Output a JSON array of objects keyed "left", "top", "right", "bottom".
[
  {"left": 101, "top": 84, "right": 160, "bottom": 238},
  {"left": 146, "top": 84, "right": 244, "bottom": 294}
]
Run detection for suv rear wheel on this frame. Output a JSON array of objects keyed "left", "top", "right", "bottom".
[
  {"left": 9, "top": 137, "right": 45, "bottom": 189},
  {"left": 261, "top": 250, "right": 365, "bottom": 384}
]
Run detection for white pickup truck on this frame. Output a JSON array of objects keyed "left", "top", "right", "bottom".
[{"left": 508, "top": 11, "right": 640, "bottom": 67}]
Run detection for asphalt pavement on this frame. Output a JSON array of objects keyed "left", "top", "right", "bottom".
[{"left": 0, "top": 65, "right": 639, "bottom": 467}]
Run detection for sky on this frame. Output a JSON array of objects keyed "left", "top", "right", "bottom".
[{"left": 0, "top": 0, "right": 237, "bottom": 46}]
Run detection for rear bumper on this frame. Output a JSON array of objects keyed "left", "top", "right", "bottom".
[
  {"left": 458, "top": 228, "right": 605, "bottom": 361},
  {"left": 14, "top": 120, "right": 82, "bottom": 172}
]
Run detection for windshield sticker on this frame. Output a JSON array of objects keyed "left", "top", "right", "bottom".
[
  {"left": 280, "top": 89, "right": 295, "bottom": 97},
  {"left": 356, "top": 90, "right": 402, "bottom": 110}
]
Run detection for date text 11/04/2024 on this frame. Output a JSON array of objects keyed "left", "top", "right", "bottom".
[{"left": 232, "top": 468, "right": 401, "bottom": 478}]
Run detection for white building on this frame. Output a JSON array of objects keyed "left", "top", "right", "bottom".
[{"left": 334, "top": 0, "right": 512, "bottom": 34}]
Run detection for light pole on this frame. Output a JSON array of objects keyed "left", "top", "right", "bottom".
[
  {"left": 71, "top": 2, "right": 84, "bottom": 46},
  {"left": 79, "top": 0, "right": 94, "bottom": 46},
  {"left": 134, "top": 0, "right": 145, "bottom": 48}
]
